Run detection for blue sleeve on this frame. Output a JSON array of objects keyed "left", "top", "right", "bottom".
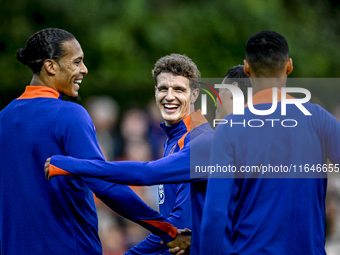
[
  {"left": 83, "top": 177, "right": 178, "bottom": 243},
  {"left": 50, "top": 146, "right": 191, "bottom": 184},
  {"left": 49, "top": 131, "right": 213, "bottom": 183},
  {"left": 55, "top": 104, "right": 178, "bottom": 242},
  {"left": 316, "top": 105, "right": 340, "bottom": 164},
  {"left": 55, "top": 103, "right": 104, "bottom": 160},
  {"left": 200, "top": 178, "right": 234, "bottom": 255},
  {"left": 200, "top": 124, "right": 235, "bottom": 255},
  {"left": 125, "top": 235, "right": 168, "bottom": 255},
  {"left": 126, "top": 183, "right": 192, "bottom": 255}
]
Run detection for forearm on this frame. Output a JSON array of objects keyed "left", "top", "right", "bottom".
[
  {"left": 82, "top": 177, "right": 177, "bottom": 243},
  {"left": 125, "top": 234, "right": 168, "bottom": 255},
  {"left": 126, "top": 182, "right": 193, "bottom": 254}
]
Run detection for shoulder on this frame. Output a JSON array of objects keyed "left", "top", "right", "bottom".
[
  {"left": 57, "top": 101, "right": 88, "bottom": 113},
  {"left": 54, "top": 101, "right": 94, "bottom": 130},
  {"left": 190, "top": 122, "right": 213, "bottom": 140},
  {"left": 304, "top": 102, "right": 338, "bottom": 125},
  {"left": 56, "top": 101, "right": 91, "bottom": 120}
]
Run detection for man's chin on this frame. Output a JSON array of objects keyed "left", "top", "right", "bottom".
[
  {"left": 162, "top": 113, "right": 177, "bottom": 120},
  {"left": 163, "top": 116, "right": 181, "bottom": 126}
]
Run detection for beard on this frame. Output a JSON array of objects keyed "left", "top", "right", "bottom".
[{"left": 67, "top": 95, "right": 81, "bottom": 102}]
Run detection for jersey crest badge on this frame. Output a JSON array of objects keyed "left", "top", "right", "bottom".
[{"left": 158, "top": 184, "right": 165, "bottom": 204}]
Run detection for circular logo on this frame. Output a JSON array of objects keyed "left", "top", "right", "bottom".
[{"left": 158, "top": 184, "right": 165, "bottom": 204}]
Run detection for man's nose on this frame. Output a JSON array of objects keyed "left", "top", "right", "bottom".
[
  {"left": 165, "top": 88, "right": 175, "bottom": 101},
  {"left": 81, "top": 62, "right": 88, "bottom": 74}
]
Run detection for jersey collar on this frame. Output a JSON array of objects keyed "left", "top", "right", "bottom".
[
  {"left": 182, "top": 109, "right": 208, "bottom": 132},
  {"left": 160, "top": 110, "right": 208, "bottom": 139},
  {"left": 245, "top": 88, "right": 295, "bottom": 107},
  {"left": 17, "top": 86, "right": 61, "bottom": 100}
]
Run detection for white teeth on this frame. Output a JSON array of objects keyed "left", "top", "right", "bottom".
[
  {"left": 164, "top": 104, "right": 178, "bottom": 109},
  {"left": 74, "top": 80, "right": 82, "bottom": 84}
]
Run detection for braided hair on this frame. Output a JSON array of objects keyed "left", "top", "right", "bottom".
[{"left": 16, "top": 28, "right": 75, "bottom": 74}]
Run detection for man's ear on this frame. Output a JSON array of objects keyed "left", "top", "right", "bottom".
[
  {"left": 43, "top": 59, "right": 58, "bottom": 75},
  {"left": 243, "top": 60, "right": 251, "bottom": 77},
  {"left": 286, "top": 58, "right": 293, "bottom": 75},
  {"left": 229, "top": 82, "right": 239, "bottom": 100},
  {"left": 232, "top": 81, "right": 239, "bottom": 88},
  {"left": 191, "top": 88, "right": 199, "bottom": 104}
]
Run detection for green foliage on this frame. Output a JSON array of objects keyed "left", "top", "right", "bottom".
[{"left": 1, "top": 0, "right": 340, "bottom": 112}]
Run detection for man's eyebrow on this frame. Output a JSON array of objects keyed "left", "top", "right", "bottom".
[
  {"left": 157, "top": 84, "right": 187, "bottom": 90},
  {"left": 74, "top": 56, "right": 83, "bottom": 61},
  {"left": 172, "top": 84, "right": 187, "bottom": 89}
]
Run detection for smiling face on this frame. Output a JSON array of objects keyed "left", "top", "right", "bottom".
[
  {"left": 53, "top": 39, "right": 88, "bottom": 97},
  {"left": 155, "top": 72, "right": 197, "bottom": 126}
]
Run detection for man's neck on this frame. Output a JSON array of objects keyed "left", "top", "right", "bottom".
[
  {"left": 250, "top": 77, "right": 287, "bottom": 95},
  {"left": 30, "top": 74, "right": 50, "bottom": 88}
]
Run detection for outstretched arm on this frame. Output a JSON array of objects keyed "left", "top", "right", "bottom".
[
  {"left": 45, "top": 132, "right": 213, "bottom": 185},
  {"left": 46, "top": 147, "right": 191, "bottom": 184}
]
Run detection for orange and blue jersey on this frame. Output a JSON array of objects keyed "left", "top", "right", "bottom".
[
  {"left": 49, "top": 110, "right": 213, "bottom": 254},
  {"left": 0, "top": 86, "right": 178, "bottom": 255},
  {"left": 200, "top": 88, "right": 340, "bottom": 255}
]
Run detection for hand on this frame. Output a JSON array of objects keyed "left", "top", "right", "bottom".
[
  {"left": 163, "top": 228, "right": 191, "bottom": 255},
  {"left": 45, "top": 157, "right": 51, "bottom": 180}
]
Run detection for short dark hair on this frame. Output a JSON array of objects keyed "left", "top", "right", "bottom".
[
  {"left": 223, "top": 65, "right": 251, "bottom": 100},
  {"left": 245, "top": 30, "right": 289, "bottom": 77},
  {"left": 152, "top": 53, "right": 200, "bottom": 90},
  {"left": 16, "top": 28, "right": 75, "bottom": 74}
]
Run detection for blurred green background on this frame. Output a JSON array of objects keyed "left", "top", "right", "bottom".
[{"left": 1, "top": 0, "right": 340, "bottom": 112}]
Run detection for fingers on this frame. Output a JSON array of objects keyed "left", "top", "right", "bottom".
[
  {"left": 169, "top": 247, "right": 185, "bottom": 254},
  {"left": 168, "top": 247, "right": 180, "bottom": 253},
  {"left": 166, "top": 231, "right": 191, "bottom": 253},
  {"left": 45, "top": 157, "right": 51, "bottom": 180},
  {"left": 180, "top": 228, "right": 191, "bottom": 235},
  {"left": 163, "top": 242, "right": 185, "bottom": 255}
]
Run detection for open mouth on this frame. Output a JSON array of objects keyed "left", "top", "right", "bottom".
[
  {"left": 73, "top": 79, "right": 82, "bottom": 89},
  {"left": 163, "top": 104, "right": 179, "bottom": 113}
]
